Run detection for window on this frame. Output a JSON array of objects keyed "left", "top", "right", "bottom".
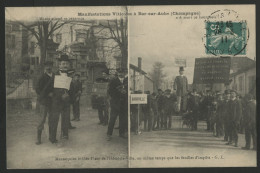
[
  {"left": 238, "top": 76, "right": 244, "bottom": 91},
  {"left": 36, "top": 57, "right": 39, "bottom": 65},
  {"left": 12, "top": 24, "right": 20, "bottom": 31},
  {"left": 30, "top": 42, "right": 35, "bottom": 54},
  {"left": 5, "top": 25, "right": 12, "bottom": 32},
  {"left": 31, "top": 57, "right": 35, "bottom": 65},
  {"left": 6, "top": 35, "right": 15, "bottom": 49},
  {"left": 56, "top": 33, "right": 62, "bottom": 43},
  {"left": 81, "top": 55, "right": 86, "bottom": 60},
  {"left": 248, "top": 76, "right": 255, "bottom": 92}
]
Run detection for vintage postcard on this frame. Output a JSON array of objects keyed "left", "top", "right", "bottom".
[{"left": 4, "top": 4, "right": 256, "bottom": 169}]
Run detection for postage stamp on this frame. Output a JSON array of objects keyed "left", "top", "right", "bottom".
[{"left": 204, "top": 9, "right": 249, "bottom": 56}]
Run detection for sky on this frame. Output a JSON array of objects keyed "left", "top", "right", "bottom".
[{"left": 128, "top": 5, "right": 256, "bottom": 83}]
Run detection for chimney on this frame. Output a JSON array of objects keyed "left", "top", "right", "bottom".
[{"left": 138, "top": 57, "right": 142, "bottom": 69}]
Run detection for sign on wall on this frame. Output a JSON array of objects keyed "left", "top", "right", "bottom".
[{"left": 193, "top": 57, "right": 231, "bottom": 84}]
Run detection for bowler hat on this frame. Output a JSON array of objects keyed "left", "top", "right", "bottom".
[
  {"left": 59, "top": 54, "right": 70, "bottom": 62},
  {"left": 179, "top": 66, "right": 184, "bottom": 71},
  {"left": 229, "top": 89, "right": 238, "bottom": 95}
]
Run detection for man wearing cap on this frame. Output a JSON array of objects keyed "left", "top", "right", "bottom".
[
  {"left": 107, "top": 68, "right": 128, "bottom": 140},
  {"left": 227, "top": 90, "right": 242, "bottom": 147},
  {"left": 216, "top": 92, "right": 224, "bottom": 137},
  {"left": 223, "top": 90, "right": 231, "bottom": 142},
  {"left": 71, "top": 74, "right": 82, "bottom": 121},
  {"left": 35, "top": 61, "right": 54, "bottom": 145},
  {"left": 242, "top": 94, "right": 256, "bottom": 150},
  {"left": 173, "top": 66, "right": 188, "bottom": 113},
  {"left": 49, "top": 55, "right": 74, "bottom": 143},
  {"left": 163, "top": 89, "right": 176, "bottom": 130}
]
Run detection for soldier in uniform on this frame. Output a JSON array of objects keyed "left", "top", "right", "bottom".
[
  {"left": 107, "top": 68, "right": 128, "bottom": 141},
  {"left": 35, "top": 61, "right": 54, "bottom": 145},
  {"left": 49, "top": 55, "right": 73, "bottom": 143},
  {"left": 173, "top": 66, "right": 188, "bottom": 113},
  {"left": 241, "top": 94, "right": 256, "bottom": 150},
  {"left": 226, "top": 90, "right": 242, "bottom": 147},
  {"left": 71, "top": 74, "right": 82, "bottom": 121}
]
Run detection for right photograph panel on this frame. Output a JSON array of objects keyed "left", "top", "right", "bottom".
[{"left": 128, "top": 5, "right": 256, "bottom": 167}]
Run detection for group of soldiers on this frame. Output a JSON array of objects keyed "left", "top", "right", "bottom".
[{"left": 35, "top": 55, "right": 82, "bottom": 145}]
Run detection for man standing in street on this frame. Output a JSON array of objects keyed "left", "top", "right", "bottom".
[
  {"left": 227, "top": 90, "right": 242, "bottom": 147},
  {"left": 242, "top": 94, "right": 256, "bottom": 150},
  {"left": 156, "top": 89, "right": 164, "bottom": 130},
  {"left": 49, "top": 55, "right": 73, "bottom": 143},
  {"left": 35, "top": 61, "right": 54, "bottom": 145},
  {"left": 71, "top": 74, "right": 82, "bottom": 121},
  {"left": 173, "top": 66, "right": 188, "bottom": 114},
  {"left": 107, "top": 68, "right": 128, "bottom": 141}
]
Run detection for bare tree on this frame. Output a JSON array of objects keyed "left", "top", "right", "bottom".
[
  {"left": 92, "top": 18, "right": 128, "bottom": 69},
  {"left": 149, "top": 62, "right": 167, "bottom": 91},
  {"left": 18, "top": 20, "right": 68, "bottom": 71}
]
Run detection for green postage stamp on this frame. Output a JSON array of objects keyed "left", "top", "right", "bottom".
[{"left": 204, "top": 9, "right": 249, "bottom": 56}]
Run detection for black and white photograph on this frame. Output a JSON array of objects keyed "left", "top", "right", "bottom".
[
  {"left": 3, "top": 4, "right": 257, "bottom": 169},
  {"left": 128, "top": 5, "right": 256, "bottom": 167},
  {"left": 5, "top": 6, "right": 128, "bottom": 168}
]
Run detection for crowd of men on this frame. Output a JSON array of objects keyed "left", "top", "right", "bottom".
[
  {"left": 35, "top": 54, "right": 128, "bottom": 145},
  {"left": 130, "top": 66, "right": 256, "bottom": 151}
]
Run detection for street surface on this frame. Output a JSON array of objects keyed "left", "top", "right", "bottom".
[
  {"left": 6, "top": 95, "right": 128, "bottom": 168},
  {"left": 130, "top": 121, "right": 257, "bottom": 167}
]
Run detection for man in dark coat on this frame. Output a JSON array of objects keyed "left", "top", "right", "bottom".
[
  {"left": 216, "top": 93, "right": 224, "bottom": 137},
  {"left": 242, "top": 94, "right": 256, "bottom": 150},
  {"left": 226, "top": 90, "right": 242, "bottom": 147},
  {"left": 107, "top": 68, "right": 128, "bottom": 141},
  {"left": 35, "top": 61, "right": 54, "bottom": 145},
  {"left": 156, "top": 89, "right": 164, "bottom": 129},
  {"left": 174, "top": 66, "right": 188, "bottom": 113},
  {"left": 142, "top": 91, "right": 152, "bottom": 131},
  {"left": 187, "top": 89, "right": 200, "bottom": 130},
  {"left": 71, "top": 74, "right": 82, "bottom": 121},
  {"left": 49, "top": 55, "right": 74, "bottom": 143},
  {"left": 151, "top": 92, "right": 159, "bottom": 130},
  {"left": 162, "top": 89, "right": 177, "bottom": 130},
  {"left": 223, "top": 90, "right": 231, "bottom": 142}
]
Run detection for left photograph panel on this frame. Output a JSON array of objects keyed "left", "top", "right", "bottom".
[{"left": 5, "top": 7, "right": 128, "bottom": 169}]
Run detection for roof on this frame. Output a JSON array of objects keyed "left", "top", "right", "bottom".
[
  {"left": 230, "top": 63, "right": 256, "bottom": 77},
  {"left": 130, "top": 64, "right": 147, "bottom": 75}
]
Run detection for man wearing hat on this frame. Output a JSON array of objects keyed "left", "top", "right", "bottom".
[
  {"left": 226, "top": 89, "right": 242, "bottom": 147},
  {"left": 173, "top": 66, "right": 188, "bottom": 113},
  {"left": 35, "top": 61, "right": 54, "bottom": 145},
  {"left": 223, "top": 89, "right": 231, "bottom": 142},
  {"left": 241, "top": 93, "right": 256, "bottom": 150},
  {"left": 107, "top": 68, "right": 128, "bottom": 140},
  {"left": 156, "top": 89, "right": 164, "bottom": 130},
  {"left": 71, "top": 74, "right": 82, "bottom": 121},
  {"left": 48, "top": 54, "right": 74, "bottom": 143}
]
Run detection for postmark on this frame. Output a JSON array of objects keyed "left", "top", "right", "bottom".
[{"left": 203, "top": 9, "right": 249, "bottom": 56}]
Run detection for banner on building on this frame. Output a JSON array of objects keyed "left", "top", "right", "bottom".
[
  {"left": 175, "top": 58, "right": 186, "bottom": 67},
  {"left": 193, "top": 57, "right": 231, "bottom": 84}
]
